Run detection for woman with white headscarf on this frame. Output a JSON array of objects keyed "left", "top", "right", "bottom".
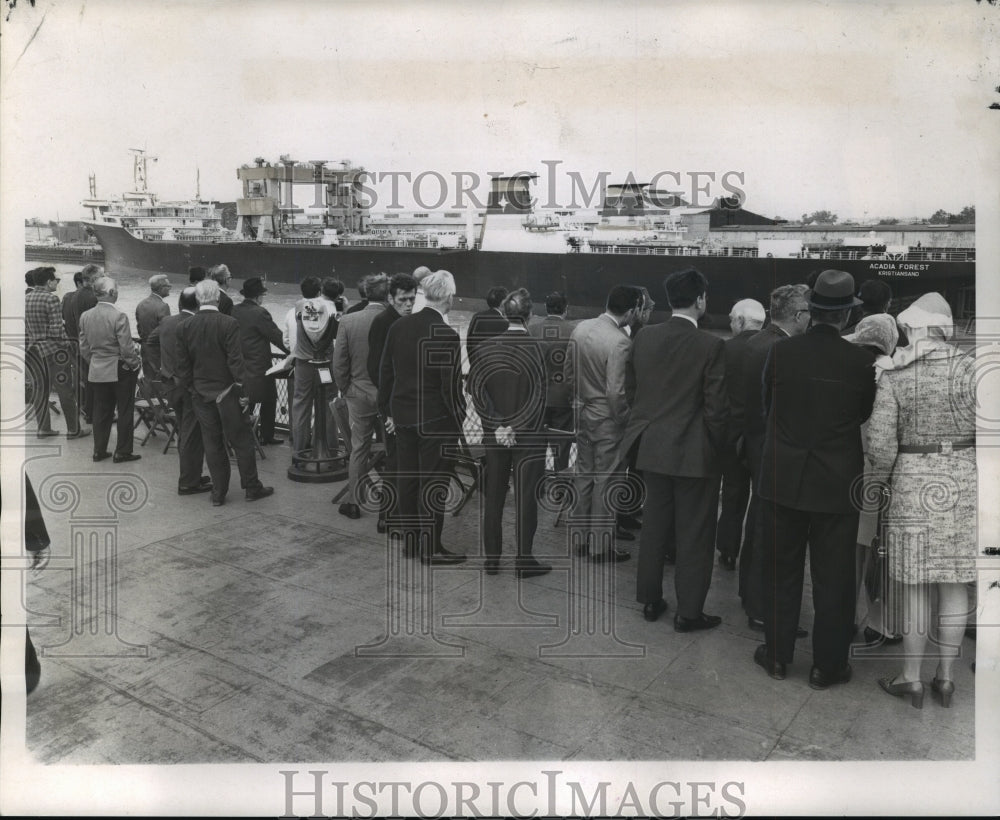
[
  {"left": 845, "top": 314, "right": 902, "bottom": 647},
  {"left": 867, "top": 293, "right": 976, "bottom": 709}
]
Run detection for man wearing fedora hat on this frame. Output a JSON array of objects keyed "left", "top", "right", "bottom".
[
  {"left": 753, "top": 269, "right": 876, "bottom": 689},
  {"left": 232, "top": 276, "right": 289, "bottom": 445}
]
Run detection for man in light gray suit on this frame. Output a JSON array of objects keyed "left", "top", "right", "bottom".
[
  {"left": 332, "top": 272, "right": 389, "bottom": 523},
  {"left": 79, "top": 277, "right": 142, "bottom": 463},
  {"left": 564, "top": 284, "right": 643, "bottom": 562}
]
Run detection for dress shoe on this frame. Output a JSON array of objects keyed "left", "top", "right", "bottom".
[
  {"left": 515, "top": 557, "right": 552, "bottom": 578},
  {"left": 863, "top": 626, "right": 903, "bottom": 645},
  {"left": 376, "top": 517, "right": 387, "bottom": 534},
  {"left": 747, "top": 616, "right": 808, "bottom": 639},
  {"left": 338, "top": 502, "right": 361, "bottom": 519},
  {"left": 878, "top": 676, "right": 925, "bottom": 709},
  {"left": 614, "top": 525, "right": 636, "bottom": 542},
  {"left": 66, "top": 427, "right": 92, "bottom": 440},
  {"left": 93, "top": 451, "right": 112, "bottom": 462},
  {"left": 211, "top": 495, "right": 226, "bottom": 507},
  {"left": 245, "top": 486, "right": 274, "bottom": 502},
  {"left": 589, "top": 546, "right": 631, "bottom": 563},
  {"left": 753, "top": 644, "right": 786, "bottom": 680},
  {"left": 178, "top": 484, "right": 212, "bottom": 496},
  {"left": 618, "top": 513, "right": 642, "bottom": 531},
  {"left": 643, "top": 599, "right": 668, "bottom": 622},
  {"left": 199, "top": 475, "right": 213, "bottom": 486},
  {"left": 674, "top": 613, "right": 722, "bottom": 633},
  {"left": 484, "top": 558, "right": 500, "bottom": 575},
  {"left": 420, "top": 546, "right": 467, "bottom": 565},
  {"left": 113, "top": 453, "right": 141, "bottom": 463},
  {"left": 930, "top": 676, "right": 955, "bottom": 708},
  {"left": 262, "top": 437, "right": 285, "bottom": 445},
  {"left": 809, "top": 664, "right": 852, "bottom": 690},
  {"left": 718, "top": 553, "right": 736, "bottom": 570},
  {"left": 36, "top": 429, "right": 59, "bottom": 438}
]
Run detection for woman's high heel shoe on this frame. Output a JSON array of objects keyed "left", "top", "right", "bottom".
[
  {"left": 931, "top": 677, "right": 955, "bottom": 708},
  {"left": 878, "top": 676, "right": 925, "bottom": 709}
]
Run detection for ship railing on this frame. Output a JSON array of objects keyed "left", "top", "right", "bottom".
[{"left": 806, "top": 248, "right": 976, "bottom": 263}]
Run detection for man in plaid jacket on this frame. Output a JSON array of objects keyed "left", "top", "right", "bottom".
[{"left": 25, "top": 268, "right": 88, "bottom": 439}]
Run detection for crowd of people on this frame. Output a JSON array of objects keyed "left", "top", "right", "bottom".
[{"left": 22, "top": 260, "right": 977, "bottom": 706}]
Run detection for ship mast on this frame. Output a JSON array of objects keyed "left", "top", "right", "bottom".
[{"left": 129, "top": 147, "right": 157, "bottom": 203}]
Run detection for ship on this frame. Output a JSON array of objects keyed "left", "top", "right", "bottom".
[{"left": 82, "top": 153, "right": 976, "bottom": 327}]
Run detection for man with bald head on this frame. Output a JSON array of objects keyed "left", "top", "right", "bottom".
[
  {"left": 79, "top": 277, "right": 141, "bottom": 462},
  {"left": 716, "top": 298, "right": 766, "bottom": 570},
  {"left": 176, "top": 279, "right": 273, "bottom": 506},
  {"left": 136, "top": 273, "right": 172, "bottom": 375},
  {"left": 147, "top": 287, "right": 211, "bottom": 495},
  {"left": 378, "top": 270, "right": 466, "bottom": 564}
]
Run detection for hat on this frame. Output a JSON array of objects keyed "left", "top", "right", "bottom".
[
  {"left": 896, "top": 292, "right": 953, "bottom": 341},
  {"left": 844, "top": 313, "right": 899, "bottom": 356},
  {"left": 240, "top": 277, "right": 268, "bottom": 298},
  {"left": 808, "top": 269, "right": 862, "bottom": 310}
]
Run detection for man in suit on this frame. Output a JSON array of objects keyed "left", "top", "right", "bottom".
[
  {"left": 135, "top": 274, "right": 172, "bottom": 375},
  {"left": 565, "top": 284, "right": 643, "bottom": 561},
  {"left": 476, "top": 288, "right": 551, "bottom": 578},
  {"left": 344, "top": 274, "right": 371, "bottom": 316},
  {"left": 333, "top": 273, "right": 389, "bottom": 521},
  {"left": 378, "top": 270, "right": 466, "bottom": 565},
  {"left": 232, "top": 277, "right": 289, "bottom": 445},
  {"left": 716, "top": 298, "right": 765, "bottom": 570},
  {"left": 146, "top": 287, "right": 211, "bottom": 495},
  {"left": 753, "top": 270, "right": 876, "bottom": 688},
  {"left": 78, "top": 276, "right": 141, "bottom": 462},
  {"left": 69, "top": 264, "right": 102, "bottom": 424},
  {"left": 25, "top": 267, "right": 88, "bottom": 439},
  {"left": 176, "top": 279, "right": 274, "bottom": 506},
  {"left": 624, "top": 268, "right": 728, "bottom": 630},
  {"left": 206, "top": 264, "right": 234, "bottom": 315},
  {"left": 466, "top": 286, "right": 510, "bottom": 368},
  {"left": 368, "top": 272, "right": 418, "bottom": 531},
  {"left": 527, "top": 291, "right": 576, "bottom": 474},
  {"left": 739, "top": 284, "right": 811, "bottom": 633}
]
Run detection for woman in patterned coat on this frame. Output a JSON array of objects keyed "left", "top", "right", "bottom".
[{"left": 868, "top": 293, "right": 976, "bottom": 709}]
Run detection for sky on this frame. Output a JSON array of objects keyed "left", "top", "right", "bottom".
[{"left": 1, "top": 0, "right": 997, "bottom": 225}]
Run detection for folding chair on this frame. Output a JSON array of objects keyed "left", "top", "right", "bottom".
[
  {"left": 444, "top": 431, "right": 486, "bottom": 517},
  {"left": 147, "top": 380, "right": 180, "bottom": 453},
  {"left": 134, "top": 376, "right": 165, "bottom": 446}
]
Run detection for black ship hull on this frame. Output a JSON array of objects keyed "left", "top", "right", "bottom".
[{"left": 87, "top": 222, "right": 975, "bottom": 326}]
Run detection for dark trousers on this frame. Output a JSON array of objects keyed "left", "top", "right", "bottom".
[
  {"left": 167, "top": 382, "right": 206, "bottom": 489},
  {"left": 395, "top": 417, "right": 453, "bottom": 551},
  {"left": 761, "top": 500, "right": 859, "bottom": 671},
  {"left": 739, "top": 434, "right": 766, "bottom": 619},
  {"left": 191, "top": 389, "right": 262, "bottom": 499},
  {"left": 483, "top": 443, "right": 546, "bottom": 558},
  {"left": 37, "top": 350, "right": 81, "bottom": 434},
  {"left": 543, "top": 406, "right": 574, "bottom": 472},
  {"left": 380, "top": 422, "right": 397, "bottom": 523},
  {"left": 245, "top": 374, "right": 278, "bottom": 443},
  {"left": 716, "top": 443, "right": 751, "bottom": 559},
  {"left": 90, "top": 364, "right": 137, "bottom": 457},
  {"left": 77, "top": 348, "right": 93, "bottom": 422},
  {"left": 636, "top": 471, "right": 721, "bottom": 618}
]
